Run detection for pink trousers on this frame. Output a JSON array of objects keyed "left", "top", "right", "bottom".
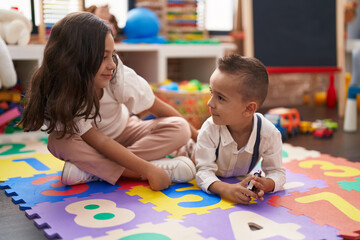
[{"left": 47, "top": 116, "right": 191, "bottom": 184}]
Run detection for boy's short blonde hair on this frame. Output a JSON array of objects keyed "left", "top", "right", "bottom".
[{"left": 218, "top": 54, "right": 269, "bottom": 108}]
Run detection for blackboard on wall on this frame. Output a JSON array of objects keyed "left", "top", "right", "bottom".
[{"left": 252, "top": 0, "right": 337, "bottom": 67}]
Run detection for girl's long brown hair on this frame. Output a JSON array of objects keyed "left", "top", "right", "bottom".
[{"left": 20, "top": 12, "right": 118, "bottom": 138}]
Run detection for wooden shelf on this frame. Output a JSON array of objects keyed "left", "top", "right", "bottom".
[{"left": 8, "top": 43, "right": 236, "bottom": 87}]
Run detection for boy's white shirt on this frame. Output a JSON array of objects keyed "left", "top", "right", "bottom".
[
  {"left": 59, "top": 58, "right": 155, "bottom": 138},
  {"left": 195, "top": 113, "right": 286, "bottom": 194}
]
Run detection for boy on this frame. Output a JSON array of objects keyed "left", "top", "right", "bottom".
[{"left": 195, "top": 54, "right": 286, "bottom": 204}]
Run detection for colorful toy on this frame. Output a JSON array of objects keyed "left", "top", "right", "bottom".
[
  {"left": 179, "top": 83, "right": 198, "bottom": 92},
  {"left": 0, "top": 90, "right": 21, "bottom": 102},
  {"left": 267, "top": 108, "right": 301, "bottom": 137},
  {"left": 264, "top": 113, "right": 287, "bottom": 141},
  {"left": 311, "top": 119, "right": 327, "bottom": 130},
  {"left": 5, "top": 116, "right": 23, "bottom": 133},
  {"left": 123, "top": 8, "right": 167, "bottom": 44},
  {"left": 299, "top": 121, "right": 315, "bottom": 134},
  {"left": 188, "top": 79, "right": 202, "bottom": 90},
  {"left": 165, "top": 0, "right": 208, "bottom": 42},
  {"left": 313, "top": 127, "right": 333, "bottom": 139},
  {"left": 314, "top": 91, "right": 326, "bottom": 106},
  {"left": 157, "top": 79, "right": 209, "bottom": 93},
  {"left": 311, "top": 119, "right": 338, "bottom": 132},
  {"left": 0, "top": 107, "right": 20, "bottom": 127},
  {"left": 326, "top": 74, "right": 337, "bottom": 108},
  {"left": 158, "top": 82, "right": 179, "bottom": 92},
  {"left": 299, "top": 119, "right": 337, "bottom": 138},
  {"left": 0, "top": 101, "right": 8, "bottom": 110},
  {"left": 152, "top": 79, "right": 211, "bottom": 129},
  {"left": 322, "top": 119, "right": 338, "bottom": 131},
  {"left": 200, "top": 83, "right": 210, "bottom": 93}
]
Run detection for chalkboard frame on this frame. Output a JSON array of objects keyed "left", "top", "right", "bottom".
[
  {"left": 243, "top": 0, "right": 344, "bottom": 70},
  {"left": 242, "top": 0, "right": 346, "bottom": 116}
]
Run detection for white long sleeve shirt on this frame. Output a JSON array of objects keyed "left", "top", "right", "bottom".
[{"left": 195, "top": 113, "right": 286, "bottom": 194}]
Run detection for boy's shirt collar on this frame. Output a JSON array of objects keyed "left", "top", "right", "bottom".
[{"left": 218, "top": 113, "right": 260, "bottom": 154}]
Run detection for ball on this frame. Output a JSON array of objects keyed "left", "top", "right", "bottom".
[{"left": 123, "top": 8, "right": 160, "bottom": 39}]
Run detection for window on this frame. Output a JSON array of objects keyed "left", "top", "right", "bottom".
[
  {"left": 0, "top": 0, "right": 233, "bottom": 34},
  {"left": 203, "top": 0, "right": 236, "bottom": 32}
]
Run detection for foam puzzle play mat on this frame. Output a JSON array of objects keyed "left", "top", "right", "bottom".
[{"left": 0, "top": 132, "right": 359, "bottom": 240}]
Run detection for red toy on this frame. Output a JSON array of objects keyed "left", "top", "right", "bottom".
[
  {"left": 313, "top": 127, "right": 333, "bottom": 138},
  {"left": 326, "top": 74, "right": 337, "bottom": 108}
]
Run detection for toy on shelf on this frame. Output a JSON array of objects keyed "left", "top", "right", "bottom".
[
  {"left": 0, "top": 90, "right": 21, "bottom": 102},
  {"left": 123, "top": 8, "right": 167, "bottom": 44},
  {"left": 134, "top": 0, "right": 213, "bottom": 44},
  {"left": 37, "top": 0, "right": 83, "bottom": 43},
  {"left": 157, "top": 79, "right": 210, "bottom": 93},
  {"left": 0, "top": 105, "right": 22, "bottom": 134},
  {"left": 0, "top": 85, "right": 24, "bottom": 134},
  {"left": 4, "top": 116, "right": 23, "bottom": 133},
  {"left": 0, "top": 107, "right": 20, "bottom": 127},
  {"left": 314, "top": 91, "right": 327, "bottom": 106},
  {"left": 0, "top": 23, "right": 22, "bottom": 134},
  {"left": 158, "top": 81, "right": 179, "bottom": 92},
  {"left": 267, "top": 107, "right": 301, "bottom": 137},
  {"left": 170, "top": 38, "right": 220, "bottom": 44},
  {"left": 152, "top": 79, "right": 210, "bottom": 129},
  {"left": 165, "top": 0, "right": 208, "bottom": 42},
  {"left": 0, "top": 9, "right": 32, "bottom": 45}
]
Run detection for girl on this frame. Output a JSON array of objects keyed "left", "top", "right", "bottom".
[{"left": 20, "top": 12, "right": 197, "bottom": 191}]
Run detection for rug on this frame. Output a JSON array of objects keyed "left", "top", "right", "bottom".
[{"left": 0, "top": 132, "right": 359, "bottom": 240}]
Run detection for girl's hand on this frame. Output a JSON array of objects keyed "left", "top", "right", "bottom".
[{"left": 145, "top": 166, "right": 171, "bottom": 191}]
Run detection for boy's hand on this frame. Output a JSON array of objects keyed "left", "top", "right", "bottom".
[
  {"left": 249, "top": 176, "right": 275, "bottom": 201},
  {"left": 209, "top": 176, "right": 258, "bottom": 204},
  {"left": 146, "top": 166, "right": 171, "bottom": 191}
]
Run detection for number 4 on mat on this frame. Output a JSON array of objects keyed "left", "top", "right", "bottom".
[{"left": 229, "top": 211, "right": 305, "bottom": 239}]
